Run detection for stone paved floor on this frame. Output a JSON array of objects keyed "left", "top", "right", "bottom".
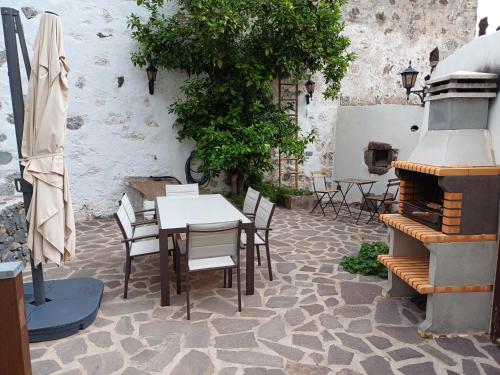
[{"left": 28, "top": 208, "right": 500, "bottom": 375}]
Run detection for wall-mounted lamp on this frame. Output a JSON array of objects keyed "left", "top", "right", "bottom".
[
  {"left": 146, "top": 63, "right": 158, "bottom": 95},
  {"left": 400, "top": 61, "right": 426, "bottom": 105},
  {"left": 305, "top": 79, "right": 315, "bottom": 104}
]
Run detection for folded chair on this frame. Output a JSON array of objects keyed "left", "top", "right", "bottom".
[
  {"left": 240, "top": 197, "right": 276, "bottom": 281},
  {"left": 365, "top": 178, "right": 400, "bottom": 224},
  {"left": 242, "top": 187, "right": 261, "bottom": 219},
  {"left": 176, "top": 220, "right": 242, "bottom": 320},
  {"left": 165, "top": 183, "right": 199, "bottom": 196},
  {"left": 310, "top": 172, "right": 339, "bottom": 217}
]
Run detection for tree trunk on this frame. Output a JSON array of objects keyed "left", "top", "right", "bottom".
[{"left": 230, "top": 174, "right": 239, "bottom": 194}]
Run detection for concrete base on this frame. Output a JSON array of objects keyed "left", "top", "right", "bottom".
[
  {"left": 384, "top": 228, "right": 497, "bottom": 336},
  {"left": 384, "top": 272, "right": 420, "bottom": 298},
  {"left": 419, "top": 292, "right": 492, "bottom": 337}
]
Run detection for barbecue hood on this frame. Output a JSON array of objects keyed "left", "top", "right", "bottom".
[{"left": 408, "top": 71, "right": 498, "bottom": 167}]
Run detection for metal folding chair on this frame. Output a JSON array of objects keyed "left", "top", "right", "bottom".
[
  {"left": 364, "top": 178, "right": 400, "bottom": 224},
  {"left": 310, "top": 172, "right": 339, "bottom": 217}
]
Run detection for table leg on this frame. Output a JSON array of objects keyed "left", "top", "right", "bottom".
[
  {"left": 160, "top": 230, "right": 171, "bottom": 306},
  {"left": 245, "top": 224, "right": 255, "bottom": 295},
  {"left": 336, "top": 182, "right": 354, "bottom": 217},
  {"left": 355, "top": 182, "right": 375, "bottom": 224},
  {"left": 325, "top": 192, "right": 339, "bottom": 218}
]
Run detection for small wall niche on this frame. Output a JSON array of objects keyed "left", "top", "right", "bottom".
[{"left": 364, "top": 141, "right": 398, "bottom": 175}]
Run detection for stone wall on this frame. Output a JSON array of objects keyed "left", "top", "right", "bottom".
[
  {"left": 298, "top": 0, "right": 478, "bottom": 189},
  {"left": 0, "top": 1, "right": 478, "bottom": 216},
  {"left": 0, "top": 196, "right": 29, "bottom": 263},
  {"left": 0, "top": 1, "right": 189, "bottom": 218}
]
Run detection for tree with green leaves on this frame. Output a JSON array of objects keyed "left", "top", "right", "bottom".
[{"left": 128, "top": 0, "right": 353, "bottom": 191}]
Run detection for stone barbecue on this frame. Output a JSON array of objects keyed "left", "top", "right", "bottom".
[{"left": 378, "top": 71, "right": 500, "bottom": 336}]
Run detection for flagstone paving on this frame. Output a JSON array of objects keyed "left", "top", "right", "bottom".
[{"left": 28, "top": 208, "right": 500, "bottom": 374}]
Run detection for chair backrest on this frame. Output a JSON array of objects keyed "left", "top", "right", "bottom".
[
  {"left": 120, "top": 193, "right": 136, "bottom": 223},
  {"left": 384, "top": 178, "right": 400, "bottom": 200},
  {"left": 165, "top": 183, "right": 199, "bottom": 197},
  {"left": 311, "top": 172, "right": 328, "bottom": 192},
  {"left": 115, "top": 204, "right": 133, "bottom": 243},
  {"left": 254, "top": 197, "right": 276, "bottom": 233},
  {"left": 242, "top": 187, "right": 261, "bottom": 215},
  {"left": 186, "top": 220, "right": 241, "bottom": 261}
]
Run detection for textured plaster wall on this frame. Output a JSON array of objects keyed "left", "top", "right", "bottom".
[
  {"left": 298, "top": 0, "right": 477, "bottom": 190},
  {"left": 0, "top": 1, "right": 190, "bottom": 217},
  {"left": 0, "top": 1, "right": 478, "bottom": 215}
]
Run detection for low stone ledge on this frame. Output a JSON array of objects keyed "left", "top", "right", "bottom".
[{"left": 279, "top": 195, "right": 315, "bottom": 210}]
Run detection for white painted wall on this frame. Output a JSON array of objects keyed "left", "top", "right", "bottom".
[
  {"left": 0, "top": 1, "right": 192, "bottom": 217},
  {"left": 0, "top": 1, "right": 478, "bottom": 216},
  {"left": 333, "top": 105, "right": 424, "bottom": 202}
]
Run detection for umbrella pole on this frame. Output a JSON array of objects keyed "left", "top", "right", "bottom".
[{"left": 2, "top": 7, "right": 46, "bottom": 306}]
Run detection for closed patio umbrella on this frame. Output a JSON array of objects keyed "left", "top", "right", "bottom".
[
  {"left": 21, "top": 12, "right": 75, "bottom": 266},
  {"left": 2, "top": 8, "right": 103, "bottom": 342}
]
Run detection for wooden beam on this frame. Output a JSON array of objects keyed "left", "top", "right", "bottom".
[
  {"left": 380, "top": 214, "right": 497, "bottom": 244},
  {"left": 0, "top": 263, "right": 31, "bottom": 375},
  {"left": 378, "top": 255, "right": 493, "bottom": 295}
]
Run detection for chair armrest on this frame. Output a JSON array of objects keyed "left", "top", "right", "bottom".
[
  {"left": 135, "top": 208, "right": 156, "bottom": 214},
  {"left": 255, "top": 227, "right": 272, "bottom": 231},
  {"left": 131, "top": 219, "right": 157, "bottom": 227},
  {"left": 122, "top": 234, "right": 158, "bottom": 243}
]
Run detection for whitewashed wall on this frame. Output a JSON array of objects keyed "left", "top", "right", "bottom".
[
  {"left": 0, "top": 1, "right": 192, "bottom": 217},
  {"left": 0, "top": 1, "right": 478, "bottom": 216},
  {"left": 333, "top": 105, "right": 423, "bottom": 202}
]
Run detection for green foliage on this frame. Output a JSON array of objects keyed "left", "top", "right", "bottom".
[
  {"left": 227, "top": 182, "right": 312, "bottom": 207},
  {"left": 226, "top": 191, "right": 246, "bottom": 208},
  {"left": 340, "top": 242, "right": 389, "bottom": 279},
  {"left": 128, "top": 0, "right": 353, "bottom": 186}
]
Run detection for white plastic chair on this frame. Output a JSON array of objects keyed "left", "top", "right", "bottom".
[
  {"left": 240, "top": 197, "right": 276, "bottom": 281},
  {"left": 242, "top": 187, "right": 261, "bottom": 219},
  {"left": 177, "top": 220, "right": 242, "bottom": 319},
  {"left": 119, "top": 193, "right": 158, "bottom": 236},
  {"left": 165, "top": 183, "right": 199, "bottom": 196}
]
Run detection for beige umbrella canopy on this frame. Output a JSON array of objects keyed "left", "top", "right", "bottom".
[{"left": 21, "top": 12, "right": 75, "bottom": 266}]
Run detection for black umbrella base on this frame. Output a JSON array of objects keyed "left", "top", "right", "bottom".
[{"left": 24, "top": 278, "right": 104, "bottom": 342}]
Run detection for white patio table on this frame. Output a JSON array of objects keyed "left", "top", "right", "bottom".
[{"left": 156, "top": 194, "right": 255, "bottom": 306}]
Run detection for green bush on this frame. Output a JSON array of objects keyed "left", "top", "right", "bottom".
[
  {"left": 340, "top": 242, "right": 389, "bottom": 279},
  {"left": 226, "top": 191, "right": 246, "bottom": 208},
  {"left": 226, "top": 182, "right": 312, "bottom": 207}
]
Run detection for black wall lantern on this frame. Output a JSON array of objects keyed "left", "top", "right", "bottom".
[
  {"left": 305, "top": 79, "right": 315, "bottom": 104},
  {"left": 146, "top": 63, "right": 158, "bottom": 95},
  {"left": 400, "top": 61, "right": 426, "bottom": 105}
]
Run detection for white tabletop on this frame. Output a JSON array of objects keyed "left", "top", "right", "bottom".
[{"left": 156, "top": 194, "right": 252, "bottom": 231}]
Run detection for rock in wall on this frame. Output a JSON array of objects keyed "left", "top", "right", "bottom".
[{"left": 0, "top": 0, "right": 478, "bottom": 215}]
